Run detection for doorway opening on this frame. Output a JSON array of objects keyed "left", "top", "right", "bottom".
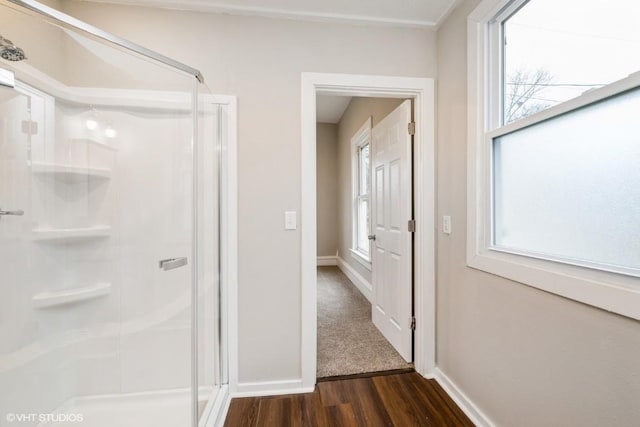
[
  {"left": 315, "top": 95, "right": 414, "bottom": 379},
  {"left": 301, "top": 73, "right": 436, "bottom": 389}
]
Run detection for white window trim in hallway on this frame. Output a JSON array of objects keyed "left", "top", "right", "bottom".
[
  {"left": 467, "top": 0, "right": 640, "bottom": 320},
  {"left": 301, "top": 73, "right": 436, "bottom": 390},
  {"left": 350, "top": 117, "right": 373, "bottom": 269}
]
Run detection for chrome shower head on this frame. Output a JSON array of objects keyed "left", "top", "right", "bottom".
[{"left": 0, "top": 35, "right": 26, "bottom": 62}]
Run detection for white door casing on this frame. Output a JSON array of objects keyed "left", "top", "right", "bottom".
[
  {"left": 301, "top": 73, "right": 435, "bottom": 389},
  {"left": 371, "top": 99, "right": 412, "bottom": 362}
]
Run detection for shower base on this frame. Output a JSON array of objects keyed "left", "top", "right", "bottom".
[{"left": 39, "top": 388, "right": 214, "bottom": 427}]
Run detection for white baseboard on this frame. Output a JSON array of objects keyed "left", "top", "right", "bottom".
[
  {"left": 317, "top": 256, "right": 338, "bottom": 266},
  {"left": 434, "top": 368, "right": 494, "bottom": 427},
  {"left": 232, "top": 379, "right": 314, "bottom": 398},
  {"left": 336, "top": 256, "right": 373, "bottom": 303}
]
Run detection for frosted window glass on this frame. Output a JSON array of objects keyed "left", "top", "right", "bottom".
[{"left": 493, "top": 88, "right": 640, "bottom": 274}]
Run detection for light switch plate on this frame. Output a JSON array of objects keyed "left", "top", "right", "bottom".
[
  {"left": 443, "top": 215, "right": 451, "bottom": 234},
  {"left": 284, "top": 211, "right": 297, "bottom": 230}
]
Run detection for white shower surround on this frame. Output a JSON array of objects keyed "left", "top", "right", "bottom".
[{"left": 0, "top": 63, "right": 227, "bottom": 426}]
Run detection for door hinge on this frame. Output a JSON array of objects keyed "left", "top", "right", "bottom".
[
  {"left": 408, "top": 219, "right": 416, "bottom": 232},
  {"left": 410, "top": 316, "right": 416, "bottom": 331},
  {"left": 408, "top": 122, "right": 416, "bottom": 135}
]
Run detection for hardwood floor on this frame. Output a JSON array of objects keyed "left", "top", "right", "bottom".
[{"left": 224, "top": 372, "right": 474, "bottom": 426}]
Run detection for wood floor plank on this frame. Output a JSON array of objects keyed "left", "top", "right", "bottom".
[
  {"left": 318, "top": 377, "right": 393, "bottom": 426},
  {"left": 421, "top": 377, "right": 475, "bottom": 426},
  {"left": 405, "top": 373, "right": 471, "bottom": 426},
  {"left": 392, "top": 373, "right": 452, "bottom": 426},
  {"left": 301, "top": 391, "right": 331, "bottom": 427},
  {"left": 224, "top": 397, "right": 260, "bottom": 427},
  {"left": 256, "top": 395, "right": 303, "bottom": 427},
  {"left": 325, "top": 403, "right": 359, "bottom": 427},
  {"left": 348, "top": 378, "right": 394, "bottom": 426},
  {"left": 224, "top": 372, "right": 473, "bottom": 427},
  {"left": 373, "top": 374, "right": 436, "bottom": 426}
]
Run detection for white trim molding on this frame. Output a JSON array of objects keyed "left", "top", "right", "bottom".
[
  {"left": 434, "top": 368, "right": 495, "bottom": 427},
  {"left": 467, "top": 0, "right": 640, "bottom": 320},
  {"left": 337, "top": 256, "right": 373, "bottom": 303},
  {"left": 301, "top": 72, "right": 436, "bottom": 390},
  {"left": 348, "top": 248, "right": 372, "bottom": 271},
  {"left": 79, "top": 0, "right": 452, "bottom": 28},
  {"left": 232, "top": 380, "right": 314, "bottom": 398},
  {"left": 317, "top": 256, "right": 338, "bottom": 266}
]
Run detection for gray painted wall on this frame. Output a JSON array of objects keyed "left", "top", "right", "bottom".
[
  {"left": 435, "top": 1, "right": 640, "bottom": 425},
  {"left": 316, "top": 123, "right": 339, "bottom": 257}
]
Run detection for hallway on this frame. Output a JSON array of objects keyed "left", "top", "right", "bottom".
[{"left": 317, "top": 266, "right": 412, "bottom": 378}]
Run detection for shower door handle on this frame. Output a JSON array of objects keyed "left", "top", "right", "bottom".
[{"left": 158, "top": 257, "right": 188, "bottom": 271}]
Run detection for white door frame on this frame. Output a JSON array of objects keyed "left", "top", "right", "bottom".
[{"left": 301, "top": 73, "right": 436, "bottom": 388}]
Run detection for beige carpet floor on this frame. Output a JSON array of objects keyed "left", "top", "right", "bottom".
[{"left": 317, "top": 266, "right": 413, "bottom": 378}]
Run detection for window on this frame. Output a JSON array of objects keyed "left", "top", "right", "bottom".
[
  {"left": 468, "top": 0, "right": 640, "bottom": 319},
  {"left": 351, "top": 118, "right": 372, "bottom": 266}
]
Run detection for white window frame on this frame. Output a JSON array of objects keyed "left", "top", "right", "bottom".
[
  {"left": 467, "top": 0, "right": 640, "bottom": 320},
  {"left": 350, "top": 117, "right": 372, "bottom": 268}
]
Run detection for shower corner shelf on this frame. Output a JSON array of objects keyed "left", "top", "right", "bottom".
[
  {"left": 31, "top": 225, "right": 112, "bottom": 242},
  {"left": 71, "top": 138, "right": 118, "bottom": 152},
  {"left": 32, "top": 282, "right": 111, "bottom": 309},
  {"left": 31, "top": 162, "right": 112, "bottom": 182}
]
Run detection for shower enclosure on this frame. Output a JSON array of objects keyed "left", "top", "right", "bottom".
[{"left": 0, "top": 0, "right": 226, "bottom": 426}]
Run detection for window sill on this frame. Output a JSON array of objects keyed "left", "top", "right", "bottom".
[
  {"left": 467, "top": 248, "right": 640, "bottom": 320},
  {"left": 349, "top": 248, "right": 372, "bottom": 271}
]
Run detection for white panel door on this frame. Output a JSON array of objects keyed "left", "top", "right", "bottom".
[{"left": 371, "top": 99, "right": 412, "bottom": 362}]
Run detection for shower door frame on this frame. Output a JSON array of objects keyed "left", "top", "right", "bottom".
[
  {"left": 7, "top": 0, "right": 204, "bottom": 83},
  {"left": 198, "top": 93, "right": 237, "bottom": 427}
]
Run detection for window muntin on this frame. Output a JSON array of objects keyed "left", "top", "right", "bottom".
[
  {"left": 492, "top": 87, "right": 640, "bottom": 277},
  {"left": 501, "top": 0, "right": 640, "bottom": 124}
]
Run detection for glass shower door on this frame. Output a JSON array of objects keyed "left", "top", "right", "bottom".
[
  {"left": 0, "top": 71, "right": 197, "bottom": 426},
  {"left": 0, "top": 82, "right": 35, "bottom": 425}
]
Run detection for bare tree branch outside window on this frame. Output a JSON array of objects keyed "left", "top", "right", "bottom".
[{"left": 505, "top": 68, "right": 553, "bottom": 123}]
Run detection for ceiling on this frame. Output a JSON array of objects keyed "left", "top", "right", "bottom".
[
  {"left": 81, "top": 0, "right": 459, "bottom": 28},
  {"left": 316, "top": 95, "right": 351, "bottom": 124}
]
